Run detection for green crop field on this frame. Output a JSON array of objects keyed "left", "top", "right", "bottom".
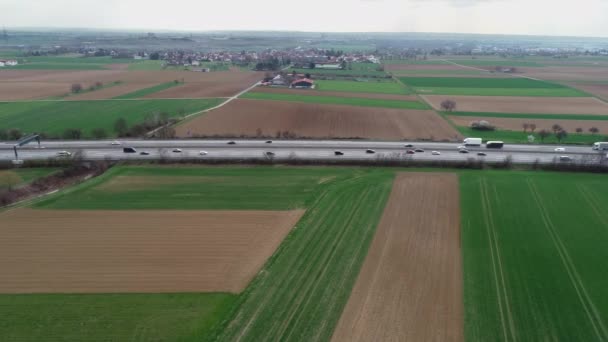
[
  {"left": 6, "top": 165, "right": 393, "bottom": 342},
  {"left": 6, "top": 56, "right": 146, "bottom": 70},
  {"left": 35, "top": 166, "right": 341, "bottom": 210},
  {"left": 240, "top": 91, "right": 429, "bottom": 109},
  {"left": 445, "top": 59, "right": 546, "bottom": 67},
  {"left": 455, "top": 126, "right": 604, "bottom": 144},
  {"left": 461, "top": 171, "right": 608, "bottom": 341},
  {"left": 382, "top": 59, "right": 450, "bottom": 65},
  {"left": 0, "top": 168, "right": 60, "bottom": 191},
  {"left": 315, "top": 79, "right": 410, "bottom": 94},
  {"left": 127, "top": 60, "right": 231, "bottom": 71},
  {"left": 289, "top": 64, "right": 387, "bottom": 77},
  {"left": 112, "top": 82, "right": 181, "bottom": 99},
  {"left": 400, "top": 77, "right": 587, "bottom": 97},
  {"left": 391, "top": 69, "right": 489, "bottom": 76},
  {"left": 0, "top": 98, "right": 222, "bottom": 138}
]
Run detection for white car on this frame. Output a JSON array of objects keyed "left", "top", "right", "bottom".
[
  {"left": 199, "top": 151, "right": 208, "bottom": 156},
  {"left": 432, "top": 151, "right": 441, "bottom": 155},
  {"left": 56, "top": 151, "right": 72, "bottom": 157},
  {"left": 554, "top": 147, "right": 566, "bottom": 152},
  {"left": 111, "top": 140, "right": 121, "bottom": 145},
  {"left": 457, "top": 145, "right": 466, "bottom": 150},
  {"left": 172, "top": 148, "right": 182, "bottom": 153}
]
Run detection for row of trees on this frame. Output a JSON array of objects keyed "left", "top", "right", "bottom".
[{"left": 71, "top": 81, "right": 105, "bottom": 94}]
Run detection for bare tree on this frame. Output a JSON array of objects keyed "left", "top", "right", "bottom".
[
  {"left": 522, "top": 122, "right": 529, "bottom": 133},
  {"left": 529, "top": 123, "right": 537, "bottom": 133},
  {"left": 552, "top": 124, "right": 562, "bottom": 134},
  {"left": 556, "top": 129, "right": 568, "bottom": 143},
  {"left": 589, "top": 127, "right": 600, "bottom": 135},
  {"left": 538, "top": 129, "right": 550, "bottom": 142},
  {"left": 440, "top": 99, "right": 456, "bottom": 112},
  {"left": 71, "top": 83, "right": 83, "bottom": 93},
  {"left": 576, "top": 127, "right": 583, "bottom": 134},
  {"left": 91, "top": 128, "right": 108, "bottom": 139}
]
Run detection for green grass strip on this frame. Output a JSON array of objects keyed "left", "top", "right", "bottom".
[{"left": 447, "top": 111, "right": 608, "bottom": 121}]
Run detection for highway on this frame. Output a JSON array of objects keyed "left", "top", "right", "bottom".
[{"left": 1, "top": 139, "right": 606, "bottom": 166}]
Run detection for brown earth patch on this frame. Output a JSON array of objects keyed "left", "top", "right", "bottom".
[
  {"left": 0, "top": 70, "right": 262, "bottom": 99},
  {"left": 251, "top": 86, "right": 419, "bottom": 101},
  {"left": 518, "top": 66, "right": 608, "bottom": 82},
  {"left": 65, "top": 82, "right": 160, "bottom": 100},
  {"left": 448, "top": 115, "right": 608, "bottom": 134},
  {"left": 0, "top": 82, "right": 69, "bottom": 100},
  {"left": 176, "top": 99, "right": 461, "bottom": 141},
  {"left": 332, "top": 173, "right": 463, "bottom": 342},
  {"left": 422, "top": 95, "right": 608, "bottom": 115},
  {"left": 0, "top": 208, "right": 304, "bottom": 293},
  {"left": 566, "top": 83, "right": 608, "bottom": 102}
]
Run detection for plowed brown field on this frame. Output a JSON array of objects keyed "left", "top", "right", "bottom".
[
  {"left": 332, "top": 173, "right": 463, "bottom": 342},
  {"left": 518, "top": 67, "right": 608, "bottom": 81},
  {"left": 566, "top": 83, "right": 608, "bottom": 102},
  {"left": 422, "top": 95, "right": 608, "bottom": 115},
  {"left": 0, "top": 208, "right": 303, "bottom": 293},
  {"left": 448, "top": 115, "right": 608, "bottom": 133},
  {"left": 385, "top": 64, "right": 466, "bottom": 71},
  {"left": 176, "top": 99, "right": 460, "bottom": 140},
  {"left": 251, "top": 86, "right": 419, "bottom": 101},
  {"left": 0, "top": 70, "right": 262, "bottom": 99}
]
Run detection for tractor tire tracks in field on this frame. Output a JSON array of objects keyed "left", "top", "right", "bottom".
[
  {"left": 479, "top": 178, "right": 517, "bottom": 342},
  {"left": 577, "top": 184, "right": 608, "bottom": 228},
  {"left": 527, "top": 179, "right": 608, "bottom": 341}
]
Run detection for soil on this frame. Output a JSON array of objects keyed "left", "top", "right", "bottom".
[
  {"left": 0, "top": 208, "right": 304, "bottom": 293},
  {"left": 251, "top": 86, "right": 420, "bottom": 101},
  {"left": 176, "top": 99, "right": 461, "bottom": 141},
  {"left": 332, "top": 173, "right": 463, "bottom": 342},
  {"left": 422, "top": 95, "right": 608, "bottom": 115}
]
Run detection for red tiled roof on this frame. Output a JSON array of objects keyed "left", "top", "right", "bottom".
[{"left": 291, "top": 78, "right": 314, "bottom": 85}]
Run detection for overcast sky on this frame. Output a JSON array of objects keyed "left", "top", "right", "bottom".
[{"left": 2, "top": 0, "right": 608, "bottom": 37}]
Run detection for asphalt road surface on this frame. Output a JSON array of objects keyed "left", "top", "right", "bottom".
[{"left": 1, "top": 139, "right": 606, "bottom": 165}]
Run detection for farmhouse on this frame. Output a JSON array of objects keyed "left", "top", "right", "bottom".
[
  {"left": 291, "top": 78, "right": 315, "bottom": 89},
  {"left": 0, "top": 59, "right": 18, "bottom": 66}
]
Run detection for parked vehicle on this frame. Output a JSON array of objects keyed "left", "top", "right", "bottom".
[
  {"left": 486, "top": 141, "right": 504, "bottom": 149},
  {"left": 592, "top": 142, "right": 608, "bottom": 151},
  {"left": 463, "top": 137, "right": 482, "bottom": 146},
  {"left": 123, "top": 147, "right": 137, "bottom": 153}
]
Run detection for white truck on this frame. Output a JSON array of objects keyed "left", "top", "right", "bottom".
[
  {"left": 463, "top": 137, "right": 482, "bottom": 147},
  {"left": 592, "top": 142, "right": 608, "bottom": 151}
]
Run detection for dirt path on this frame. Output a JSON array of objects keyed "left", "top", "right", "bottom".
[
  {"left": 331, "top": 173, "right": 463, "bottom": 342},
  {"left": 0, "top": 208, "right": 303, "bottom": 294}
]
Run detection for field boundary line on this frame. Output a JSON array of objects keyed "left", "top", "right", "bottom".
[
  {"left": 577, "top": 184, "right": 608, "bottom": 228},
  {"left": 527, "top": 179, "right": 608, "bottom": 340},
  {"left": 480, "top": 178, "right": 517, "bottom": 341}
]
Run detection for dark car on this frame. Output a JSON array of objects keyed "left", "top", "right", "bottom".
[
  {"left": 335, "top": 151, "right": 344, "bottom": 156},
  {"left": 265, "top": 151, "right": 275, "bottom": 156},
  {"left": 459, "top": 149, "right": 470, "bottom": 154},
  {"left": 415, "top": 149, "right": 425, "bottom": 153},
  {"left": 139, "top": 151, "right": 150, "bottom": 155},
  {"left": 477, "top": 152, "right": 487, "bottom": 156},
  {"left": 265, "top": 140, "right": 273, "bottom": 144},
  {"left": 405, "top": 144, "right": 414, "bottom": 148},
  {"left": 123, "top": 147, "right": 137, "bottom": 153},
  {"left": 227, "top": 141, "right": 236, "bottom": 145},
  {"left": 366, "top": 149, "right": 376, "bottom": 154},
  {"left": 406, "top": 150, "right": 415, "bottom": 154}
]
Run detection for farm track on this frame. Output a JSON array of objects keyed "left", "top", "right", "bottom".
[
  {"left": 526, "top": 179, "right": 608, "bottom": 341},
  {"left": 479, "top": 178, "right": 517, "bottom": 342},
  {"left": 215, "top": 172, "right": 393, "bottom": 342},
  {"left": 577, "top": 185, "right": 608, "bottom": 228}
]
